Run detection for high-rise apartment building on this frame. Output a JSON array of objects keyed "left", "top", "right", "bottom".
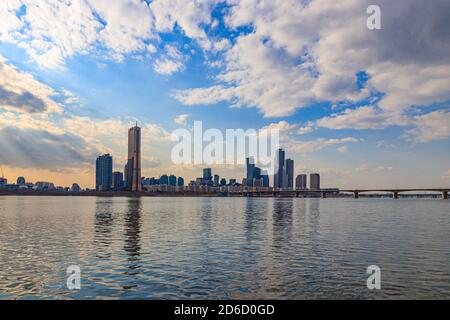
[
  {"left": 274, "top": 148, "right": 285, "bottom": 189},
  {"left": 96, "top": 154, "right": 113, "bottom": 191},
  {"left": 286, "top": 158, "right": 294, "bottom": 189},
  {"left": 296, "top": 174, "right": 307, "bottom": 190},
  {"left": 310, "top": 173, "right": 320, "bottom": 190}
]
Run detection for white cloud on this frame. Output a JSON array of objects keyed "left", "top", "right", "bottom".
[
  {"left": 174, "top": 114, "right": 189, "bottom": 125},
  {"left": 258, "top": 121, "right": 299, "bottom": 142},
  {"left": 153, "top": 45, "right": 186, "bottom": 75},
  {"left": 298, "top": 122, "right": 315, "bottom": 135},
  {"left": 403, "top": 110, "right": 450, "bottom": 143},
  {"left": 0, "top": 0, "right": 214, "bottom": 69},
  {"left": 288, "top": 137, "right": 359, "bottom": 153},
  {"left": 337, "top": 146, "right": 348, "bottom": 153},
  {"left": 174, "top": 0, "right": 450, "bottom": 130},
  {"left": 154, "top": 58, "right": 185, "bottom": 75},
  {"left": 375, "top": 166, "right": 393, "bottom": 172},
  {"left": 150, "top": 0, "right": 220, "bottom": 50},
  {"left": 316, "top": 106, "right": 393, "bottom": 130}
]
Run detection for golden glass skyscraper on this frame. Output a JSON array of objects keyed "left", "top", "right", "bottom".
[{"left": 126, "top": 123, "right": 142, "bottom": 192}]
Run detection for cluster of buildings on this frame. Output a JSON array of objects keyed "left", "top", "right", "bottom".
[
  {"left": 94, "top": 132, "right": 322, "bottom": 193},
  {"left": 272, "top": 148, "right": 320, "bottom": 190},
  {"left": 95, "top": 123, "right": 142, "bottom": 192},
  {"left": 1, "top": 124, "right": 323, "bottom": 194},
  {"left": 0, "top": 175, "right": 81, "bottom": 192}
]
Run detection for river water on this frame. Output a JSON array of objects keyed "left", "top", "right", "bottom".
[{"left": 0, "top": 196, "right": 449, "bottom": 299}]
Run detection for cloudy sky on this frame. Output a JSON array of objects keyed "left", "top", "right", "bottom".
[{"left": 0, "top": 0, "right": 449, "bottom": 189}]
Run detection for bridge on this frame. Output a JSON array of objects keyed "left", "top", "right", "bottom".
[
  {"left": 227, "top": 189, "right": 340, "bottom": 198},
  {"left": 340, "top": 189, "right": 449, "bottom": 200},
  {"left": 225, "top": 188, "right": 449, "bottom": 199}
]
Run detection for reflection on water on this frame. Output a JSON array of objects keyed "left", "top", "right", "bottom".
[
  {"left": 0, "top": 196, "right": 449, "bottom": 299},
  {"left": 123, "top": 198, "right": 142, "bottom": 270}
]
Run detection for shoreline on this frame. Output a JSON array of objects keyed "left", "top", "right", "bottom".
[{"left": 0, "top": 190, "right": 445, "bottom": 199}]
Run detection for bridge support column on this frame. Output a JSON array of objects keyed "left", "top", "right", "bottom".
[
  {"left": 443, "top": 191, "right": 448, "bottom": 200},
  {"left": 354, "top": 191, "right": 359, "bottom": 199},
  {"left": 393, "top": 191, "right": 399, "bottom": 199}
]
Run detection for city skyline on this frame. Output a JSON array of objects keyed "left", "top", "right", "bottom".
[
  {"left": 0, "top": 1, "right": 449, "bottom": 189},
  {"left": 91, "top": 133, "right": 319, "bottom": 192}
]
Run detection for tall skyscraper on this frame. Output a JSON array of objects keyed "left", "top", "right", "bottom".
[
  {"left": 126, "top": 123, "right": 142, "bottom": 192},
  {"left": 96, "top": 154, "right": 113, "bottom": 191},
  {"left": 177, "top": 177, "right": 185, "bottom": 187},
  {"left": 274, "top": 148, "right": 285, "bottom": 189},
  {"left": 296, "top": 174, "right": 307, "bottom": 190},
  {"left": 310, "top": 173, "right": 320, "bottom": 190},
  {"left": 286, "top": 158, "right": 294, "bottom": 189},
  {"left": 246, "top": 157, "right": 255, "bottom": 186},
  {"left": 213, "top": 174, "right": 219, "bottom": 187},
  {"left": 203, "top": 168, "right": 212, "bottom": 185}
]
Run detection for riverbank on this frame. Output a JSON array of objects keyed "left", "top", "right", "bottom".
[{"left": 0, "top": 190, "right": 445, "bottom": 198}]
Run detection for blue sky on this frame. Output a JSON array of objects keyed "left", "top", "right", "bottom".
[{"left": 0, "top": 0, "right": 449, "bottom": 188}]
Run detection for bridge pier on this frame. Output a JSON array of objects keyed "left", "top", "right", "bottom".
[
  {"left": 354, "top": 191, "right": 359, "bottom": 199},
  {"left": 393, "top": 191, "right": 399, "bottom": 199},
  {"left": 443, "top": 191, "right": 448, "bottom": 200}
]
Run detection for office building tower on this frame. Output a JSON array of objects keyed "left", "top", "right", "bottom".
[
  {"left": 220, "top": 178, "right": 227, "bottom": 186},
  {"left": 203, "top": 168, "right": 212, "bottom": 185},
  {"left": 254, "top": 167, "right": 262, "bottom": 180},
  {"left": 112, "top": 171, "right": 124, "bottom": 190},
  {"left": 177, "top": 177, "right": 184, "bottom": 187},
  {"left": 286, "top": 159, "right": 294, "bottom": 189},
  {"left": 96, "top": 154, "right": 113, "bottom": 191},
  {"left": 296, "top": 174, "right": 307, "bottom": 190},
  {"left": 214, "top": 174, "right": 219, "bottom": 187},
  {"left": 126, "top": 123, "right": 142, "bottom": 192},
  {"left": 246, "top": 157, "right": 255, "bottom": 186},
  {"left": 160, "top": 174, "right": 169, "bottom": 185},
  {"left": 169, "top": 174, "right": 177, "bottom": 187},
  {"left": 274, "top": 148, "right": 285, "bottom": 189},
  {"left": 261, "top": 171, "right": 270, "bottom": 188},
  {"left": 310, "top": 173, "right": 320, "bottom": 190}
]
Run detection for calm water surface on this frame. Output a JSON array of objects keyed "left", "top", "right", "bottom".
[{"left": 0, "top": 196, "right": 449, "bottom": 299}]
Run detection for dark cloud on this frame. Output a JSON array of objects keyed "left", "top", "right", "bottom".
[
  {"left": 0, "top": 86, "right": 48, "bottom": 113},
  {"left": 369, "top": 0, "right": 450, "bottom": 65},
  {"left": 0, "top": 127, "right": 100, "bottom": 169}
]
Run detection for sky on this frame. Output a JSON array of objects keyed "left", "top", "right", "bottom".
[{"left": 0, "top": 0, "right": 449, "bottom": 189}]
